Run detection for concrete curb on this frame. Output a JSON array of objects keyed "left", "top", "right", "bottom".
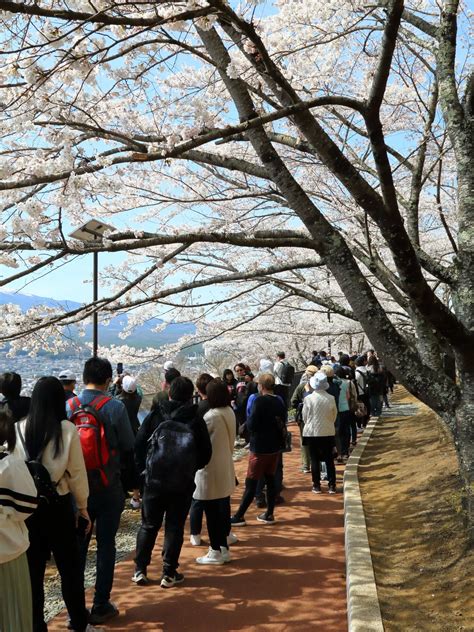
[{"left": 344, "top": 417, "right": 384, "bottom": 632}]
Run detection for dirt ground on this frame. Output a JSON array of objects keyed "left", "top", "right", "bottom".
[
  {"left": 359, "top": 387, "right": 474, "bottom": 632},
  {"left": 49, "top": 426, "right": 348, "bottom": 631}
]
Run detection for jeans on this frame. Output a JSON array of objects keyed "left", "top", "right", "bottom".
[
  {"left": 338, "top": 410, "right": 352, "bottom": 456},
  {"left": 306, "top": 436, "right": 336, "bottom": 487},
  {"left": 370, "top": 394, "right": 383, "bottom": 417},
  {"left": 26, "top": 495, "right": 88, "bottom": 632},
  {"left": 80, "top": 485, "right": 124, "bottom": 608},
  {"left": 135, "top": 486, "right": 193, "bottom": 576}
]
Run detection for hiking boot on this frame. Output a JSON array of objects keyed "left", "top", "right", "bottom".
[
  {"left": 160, "top": 571, "right": 184, "bottom": 588},
  {"left": 89, "top": 602, "right": 119, "bottom": 625},
  {"left": 196, "top": 547, "right": 225, "bottom": 565},
  {"left": 230, "top": 515, "right": 246, "bottom": 527},
  {"left": 220, "top": 547, "right": 231, "bottom": 563},
  {"left": 190, "top": 534, "right": 201, "bottom": 546},
  {"left": 132, "top": 570, "right": 149, "bottom": 586},
  {"left": 312, "top": 485, "right": 322, "bottom": 494},
  {"left": 227, "top": 532, "right": 238, "bottom": 545},
  {"left": 256, "top": 513, "right": 275, "bottom": 524}
]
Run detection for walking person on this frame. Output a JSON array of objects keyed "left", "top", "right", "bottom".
[
  {"left": 231, "top": 373, "right": 287, "bottom": 526},
  {"left": 291, "top": 366, "right": 317, "bottom": 473},
  {"left": 189, "top": 372, "right": 215, "bottom": 546},
  {"left": 193, "top": 379, "right": 236, "bottom": 565},
  {"left": 58, "top": 370, "right": 78, "bottom": 402},
  {"left": 366, "top": 356, "right": 386, "bottom": 417},
  {"left": 66, "top": 357, "right": 135, "bottom": 625},
  {"left": 14, "top": 377, "right": 98, "bottom": 632},
  {"left": 0, "top": 371, "right": 31, "bottom": 421},
  {"left": 335, "top": 366, "right": 357, "bottom": 460},
  {"left": 133, "top": 376, "right": 212, "bottom": 587},
  {"left": 0, "top": 408, "right": 38, "bottom": 632},
  {"left": 302, "top": 372, "right": 338, "bottom": 494}
]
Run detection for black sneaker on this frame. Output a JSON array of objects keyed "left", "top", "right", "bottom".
[
  {"left": 312, "top": 485, "right": 322, "bottom": 494},
  {"left": 328, "top": 485, "right": 337, "bottom": 494},
  {"left": 132, "top": 570, "right": 149, "bottom": 586},
  {"left": 89, "top": 602, "right": 119, "bottom": 625},
  {"left": 256, "top": 513, "right": 275, "bottom": 524},
  {"left": 160, "top": 571, "right": 184, "bottom": 588},
  {"left": 230, "top": 515, "right": 246, "bottom": 527}
]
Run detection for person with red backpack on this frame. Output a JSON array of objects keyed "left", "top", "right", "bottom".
[{"left": 66, "top": 357, "right": 135, "bottom": 626}]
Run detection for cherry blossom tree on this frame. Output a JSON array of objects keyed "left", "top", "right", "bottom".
[{"left": 0, "top": 1, "right": 472, "bottom": 530}]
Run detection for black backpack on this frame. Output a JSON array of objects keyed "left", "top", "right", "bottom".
[
  {"left": 280, "top": 362, "right": 295, "bottom": 385},
  {"left": 145, "top": 419, "right": 198, "bottom": 494},
  {"left": 18, "top": 427, "right": 60, "bottom": 507},
  {"left": 366, "top": 372, "right": 385, "bottom": 396}
]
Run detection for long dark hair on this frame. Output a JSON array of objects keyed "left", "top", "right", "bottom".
[{"left": 24, "top": 376, "right": 65, "bottom": 459}]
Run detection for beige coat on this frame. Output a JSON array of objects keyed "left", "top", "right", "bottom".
[{"left": 193, "top": 406, "right": 236, "bottom": 501}]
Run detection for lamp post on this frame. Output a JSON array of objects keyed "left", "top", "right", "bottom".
[{"left": 69, "top": 220, "right": 116, "bottom": 357}]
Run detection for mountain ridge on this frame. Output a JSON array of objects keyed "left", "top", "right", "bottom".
[{"left": 0, "top": 291, "right": 195, "bottom": 348}]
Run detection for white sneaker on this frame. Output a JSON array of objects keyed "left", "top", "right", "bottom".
[
  {"left": 130, "top": 497, "right": 141, "bottom": 510},
  {"left": 220, "top": 547, "right": 231, "bottom": 563},
  {"left": 227, "top": 532, "right": 238, "bottom": 545},
  {"left": 190, "top": 534, "right": 201, "bottom": 546},
  {"left": 196, "top": 547, "right": 225, "bottom": 565}
]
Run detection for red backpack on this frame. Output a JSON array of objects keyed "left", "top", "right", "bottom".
[{"left": 69, "top": 395, "right": 115, "bottom": 491}]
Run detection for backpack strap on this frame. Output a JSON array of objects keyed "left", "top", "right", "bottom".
[
  {"left": 17, "top": 425, "right": 30, "bottom": 460},
  {"left": 88, "top": 394, "right": 111, "bottom": 412},
  {"left": 68, "top": 396, "right": 82, "bottom": 413}
]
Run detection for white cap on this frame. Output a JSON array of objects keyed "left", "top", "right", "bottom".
[
  {"left": 309, "top": 372, "right": 329, "bottom": 391},
  {"left": 163, "top": 360, "right": 174, "bottom": 371},
  {"left": 122, "top": 375, "right": 137, "bottom": 393},
  {"left": 58, "top": 370, "right": 76, "bottom": 381}
]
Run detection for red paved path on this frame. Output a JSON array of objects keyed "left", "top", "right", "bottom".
[{"left": 50, "top": 428, "right": 347, "bottom": 631}]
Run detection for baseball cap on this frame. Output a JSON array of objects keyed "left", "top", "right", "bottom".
[
  {"left": 122, "top": 375, "right": 137, "bottom": 393},
  {"left": 58, "top": 370, "right": 76, "bottom": 381}
]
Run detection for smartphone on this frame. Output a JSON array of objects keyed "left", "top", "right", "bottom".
[
  {"left": 117, "top": 362, "right": 123, "bottom": 376},
  {"left": 76, "top": 515, "right": 89, "bottom": 539}
]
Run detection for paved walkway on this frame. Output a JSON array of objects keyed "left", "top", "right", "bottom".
[{"left": 50, "top": 426, "right": 347, "bottom": 631}]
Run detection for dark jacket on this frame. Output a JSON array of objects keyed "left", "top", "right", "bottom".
[
  {"left": 0, "top": 396, "right": 31, "bottom": 422},
  {"left": 134, "top": 399, "right": 212, "bottom": 477},
  {"left": 246, "top": 394, "right": 287, "bottom": 454},
  {"left": 118, "top": 393, "right": 141, "bottom": 435}
]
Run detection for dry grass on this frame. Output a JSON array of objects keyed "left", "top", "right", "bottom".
[{"left": 359, "top": 387, "right": 474, "bottom": 632}]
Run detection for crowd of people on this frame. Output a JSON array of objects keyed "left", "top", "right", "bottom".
[{"left": 0, "top": 348, "right": 393, "bottom": 631}]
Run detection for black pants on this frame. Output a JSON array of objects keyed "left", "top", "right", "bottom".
[
  {"left": 236, "top": 474, "right": 276, "bottom": 518},
  {"left": 26, "top": 495, "right": 88, "bottom": 632},
  {"left": 306, "top": 436, "right": 336, "bottom": 487},
  {"left": 190, "top": 496, "right": 231, "bottom": 541},
  {"left": 135, "top": 486, "right": 193, "bottom": 576},
  {"left": 189, "top": 497, "right": 230, "bottom": 550},
  {"left": 339, "top": 411, "right": 352, "bottom": 456}
]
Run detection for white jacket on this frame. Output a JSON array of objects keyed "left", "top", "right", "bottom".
[
  {"left": 302, "top": 391, "right": 337, "bottom": 437},
  {"left": 14, "top": 420, "right": 89, "bottom": 510},
  {"left": 0, "top": 453, "right": 38, "bottom": 563},
  {"left": 194, "top": 406, "right": 236, "bottom": 501}
]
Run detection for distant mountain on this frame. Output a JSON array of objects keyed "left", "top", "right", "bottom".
[{"left": 0, "top": 291, "right": 195, "bottom": 349}]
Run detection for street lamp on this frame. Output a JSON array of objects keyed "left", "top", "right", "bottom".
[{"left": 69, "top": 219, "right": 116, "bottom": 357}]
